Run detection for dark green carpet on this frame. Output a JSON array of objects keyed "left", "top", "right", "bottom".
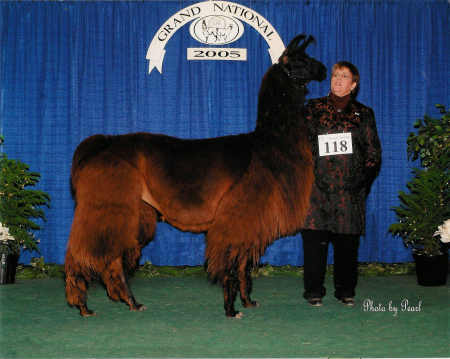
[{"left": 0, "top": 276, "right": 449, "bottom": 358}]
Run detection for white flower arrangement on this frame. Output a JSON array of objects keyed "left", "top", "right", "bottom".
[
  {"left": 434, "top": 219, "right": 450, "bottom": 243},
  {"left": 0, "top": 223, "right": 15, "bottom": 243}
]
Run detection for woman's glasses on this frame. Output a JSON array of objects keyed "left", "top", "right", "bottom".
[{"left": 331, "top": 73, "right": 352, "bottom": 80}]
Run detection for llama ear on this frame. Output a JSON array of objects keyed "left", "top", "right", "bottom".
[
  {"left": 279, "top": 34, "right": 307, "bottom": 62},
  {"left": 286, "top": 34, "right": 307, "bottom": 54},
  {"left": 278, "top": 34, "right": 316, "bottom": 64},
  {"left": 299, "top": 36, "right": 316, "bottom": 52}
]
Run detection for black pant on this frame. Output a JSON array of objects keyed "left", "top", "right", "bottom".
[{"left": 301, "top": 229, "right": 360, "bottom": 300}]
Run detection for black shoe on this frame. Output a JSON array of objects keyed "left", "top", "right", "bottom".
[
  {"left": 307, "top": 297, "right": 323, "bottom": 307},
  {"left": 340, "top": 297, "right": 355, "bottom": 306}
]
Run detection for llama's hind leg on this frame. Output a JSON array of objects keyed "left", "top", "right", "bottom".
[
  {"left": 102, "top": 258, "right": 146, "bottom": 312},
  {"left": 123, "top": 272, "right": 146, "bottom": 312},
  {"left": 238, "top": 261, "right": 259, "bottom": 308},
  {"left": 65, "top": 267, "right": 96, "bottom": 316}
]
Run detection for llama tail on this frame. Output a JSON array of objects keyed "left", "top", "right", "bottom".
[{"left": 71, "top": 134, "right": 113, "bottom": 198}]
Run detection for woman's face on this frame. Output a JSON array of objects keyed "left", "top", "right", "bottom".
[{"left": 330, "top": 67, "right": 357, "bottom": 97}]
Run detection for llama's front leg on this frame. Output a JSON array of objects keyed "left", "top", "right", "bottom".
[
  {"left": 238, "top": 261, "right": 259, "bottom": 308},
  {"left": 223, "top": 272, "right": 243, "bottom": 318}
]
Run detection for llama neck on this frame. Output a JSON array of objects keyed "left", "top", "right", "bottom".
[
  {"left": 255, "top": 64, "right": 306, "bottom": 140},
  {"left": 251, "top": 64, "right": 314, "bottom": 233}
]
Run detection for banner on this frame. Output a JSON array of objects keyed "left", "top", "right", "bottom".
[{"left": 147, "top": 1, "right": 284, "bottom": 73}]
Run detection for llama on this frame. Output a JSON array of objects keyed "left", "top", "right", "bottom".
[{"left": 65, "top": 34, "right": 327, "bottom": 317}]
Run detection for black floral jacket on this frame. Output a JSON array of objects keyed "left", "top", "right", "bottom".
[{"left": 303, "top": 95, "right": 382, "bottom": 234}]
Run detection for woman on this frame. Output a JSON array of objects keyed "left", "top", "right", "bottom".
[{"left": 302, "top": 61, "right": 382, "bottom": 306}]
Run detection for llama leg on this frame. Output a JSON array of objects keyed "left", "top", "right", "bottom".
[
  {"left": 205, "top": 234, "right": 245, "bottom": 318},
  {"left": 102, "top": 258, "right": 146, "bottom": 312},
  {"left": 238, "top": 261, "right": 259, "bottom": 308},
  {"left": 123, "top": 273, "right": 147, "bottom": 312},
  {"left": 222, "top": 270, "right": 243, "bottom": 318},
  {"left": 77, "top": 292, "right": 96, "bottom": 317},
  {"left": 65, "top": 269, "right": 96, "bottom": 316}
]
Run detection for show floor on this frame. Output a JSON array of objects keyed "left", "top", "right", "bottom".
[{"left": 0, "top": 275, "right": 449, "bottom": 358}]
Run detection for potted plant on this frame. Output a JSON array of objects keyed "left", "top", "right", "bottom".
[
  {"left": 389, "top": 104, "right": 450, "bottom": 286},
  {"left": 0, "top": 136, "right": 51, "bottom": 284}
]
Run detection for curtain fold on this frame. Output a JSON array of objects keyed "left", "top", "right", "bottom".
[{"left": 1, "top": 0, "right": 449, "bottom": 265}]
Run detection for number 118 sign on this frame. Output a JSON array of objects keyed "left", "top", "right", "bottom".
[{"left": 318, "top": 132, "right": 353, "bottom": 157}]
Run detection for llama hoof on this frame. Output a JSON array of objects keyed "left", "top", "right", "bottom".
[
  {"left": 130, "top": 304, "right": 147, "bottom": 312},
  {"left": 235, "top": 311, "right": 244, "bottom": 318},
  {"left": 242, "top": 301, "right": 259, "bottom": 308},
  {"left": 226, "top": 311, "right": 244, "bottom": 318},
  {"left": 80, "top": 309, "right": 97, "bottom": 317}
]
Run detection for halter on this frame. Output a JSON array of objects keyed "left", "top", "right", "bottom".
[{"left": 278, "top": 62, "right": 310, "bottom": 89}]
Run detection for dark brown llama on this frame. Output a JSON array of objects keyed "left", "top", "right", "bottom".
[{"left": 65, "top": 34, "right": 327, "bottom": 318}]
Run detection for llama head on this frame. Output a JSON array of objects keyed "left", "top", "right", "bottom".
[{"left": 278, "top": 34, "right": 327, "bottom": 89}]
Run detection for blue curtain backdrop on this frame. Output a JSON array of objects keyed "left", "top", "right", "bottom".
[{"left": 1, "top": 0, "right": 449, "bottom": 265}]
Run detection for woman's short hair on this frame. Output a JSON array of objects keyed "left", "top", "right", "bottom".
[{"left": 331, "top": 61, "right": 360, "bottom": 97}]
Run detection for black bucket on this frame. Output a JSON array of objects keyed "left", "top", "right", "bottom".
[
  {"left": 413, "top": 250, "right": 449, "bottom": 287},
  {"left": 0, "top": 254, "right": 19, "bottom": 284}
]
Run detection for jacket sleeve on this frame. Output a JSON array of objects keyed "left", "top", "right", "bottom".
[
  {"left": 344, "top": 107, "right": 382, "bottom": 195},
  {"left": 360, "top": 107, "right": 382, "bottom": 190}
]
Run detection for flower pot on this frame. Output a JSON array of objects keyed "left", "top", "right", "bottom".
[
  {"left": 0, "top": 253, "right": 19, "bottom": 284},
  {"left": 413, "top": 250, "right": 449, "bottom": 287}
]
